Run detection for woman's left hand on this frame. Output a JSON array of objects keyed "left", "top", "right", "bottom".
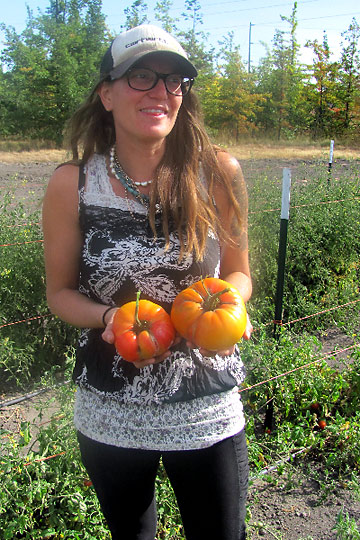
[{"left": 242, "top": 313, "right": 253, "bottom": 340}]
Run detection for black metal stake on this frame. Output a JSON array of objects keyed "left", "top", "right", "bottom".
[
  {"left": 273, "top": 168, "right": 291, "bottom": 338},
  {"left": 266, "top": 169, "right": 291, "bottom": 433}
]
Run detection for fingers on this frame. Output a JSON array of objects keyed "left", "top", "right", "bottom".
[
  {"left": 133, "top": 350, "right": 171, "bottom": 369},
  {"left": 102, "top": 326, "right": 115, "bottom": 344},
  {"left": 242, "top": 314, "right": 253, "bottom": 340},
  {"left": 186, "top": 340, "right": 235, "bottom": 357},
  {"left": 101, "top": 312, "right": 117, "bottom": 344}
]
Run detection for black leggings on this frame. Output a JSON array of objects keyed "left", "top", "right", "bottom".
[{"left": 77, "top": 430, "right": 248, "bottom": 540}]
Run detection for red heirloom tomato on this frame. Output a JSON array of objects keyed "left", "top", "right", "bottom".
[
  {"left": 170, "top": 277, "right": 247, "bottom": 351},
  {"left": 113, "top": 292, "right": 175, "bottom": 363}
]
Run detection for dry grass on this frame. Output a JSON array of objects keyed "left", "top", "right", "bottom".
[
  {"left": 0, "top": 143, "right": 358, "bottom": 163},
  {"left": 0, "top": 149, "right": 68, "bottom": 163},
  {"left": 225, "top": 142, "right": 359, "bottom": 161}
]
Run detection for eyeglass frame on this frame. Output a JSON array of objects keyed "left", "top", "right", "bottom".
[{"left": 125, "top": 67, "right": 194, "bottom": 96}]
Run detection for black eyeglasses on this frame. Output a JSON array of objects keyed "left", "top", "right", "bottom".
[{"left": 126, "top": 67, "right": 194, "bottom": 96}]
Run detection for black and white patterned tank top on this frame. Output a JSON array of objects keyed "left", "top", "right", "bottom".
[{"left": 73, "top": 154, "right": 246, "bottom": 450}]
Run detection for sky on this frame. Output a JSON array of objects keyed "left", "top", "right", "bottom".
[{"left": 1, "top": 0, "right": 359, "bottom": 67}]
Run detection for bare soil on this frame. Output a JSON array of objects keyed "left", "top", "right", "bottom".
[{"left": 1, "top": 149, "right": 359, "bottom": 540}]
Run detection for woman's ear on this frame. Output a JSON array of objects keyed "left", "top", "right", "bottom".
[{"left": 97, "top": 82, "right": 113, "bottom": 112}]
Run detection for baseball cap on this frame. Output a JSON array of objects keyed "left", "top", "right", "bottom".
[{"left": 100, "top": 24, "right": 198, "bottom": 80}]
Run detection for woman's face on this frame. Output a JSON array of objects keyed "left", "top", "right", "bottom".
[{"left": 99, "top": 56, "right": 184, "bottom": 146}]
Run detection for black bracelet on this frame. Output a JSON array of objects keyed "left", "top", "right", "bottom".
[{"left": 102, "top": 306, "right": 116, "bottom": 327}]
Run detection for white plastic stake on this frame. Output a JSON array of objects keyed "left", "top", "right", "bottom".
[
  {"left": 280, "top": 168, "right": 291, "bottom": 220},
  {"left": 328, "top": 140, "right": 334, "bottom": 174}
]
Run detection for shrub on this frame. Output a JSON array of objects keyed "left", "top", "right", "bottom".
[{"left": 0, "top": 190, "right": 78, "bottom": 390}]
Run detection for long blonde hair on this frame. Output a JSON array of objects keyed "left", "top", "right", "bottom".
[{"left": 66, "top": 84, "right": 244, "bottom": 260}]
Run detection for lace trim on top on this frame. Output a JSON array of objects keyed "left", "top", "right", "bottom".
[
  {"left": 83, "top": 154, "right": 147, "bottom": 213},
  {"left": 74, "top": 386, "right": 245, "bottom": 450}
]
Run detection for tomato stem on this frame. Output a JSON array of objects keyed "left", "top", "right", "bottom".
[
  {"left": 202, "top": 285, "right": 231, "bottom": 311},
  {"left": 134, "top": 291, "right": 142, "bottom": 329},
  {"left": 133, "top": 291, "right": 150, "bottom": 333}
]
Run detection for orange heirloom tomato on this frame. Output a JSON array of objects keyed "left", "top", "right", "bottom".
[
  {"left": 113, "top": 292, "right": 175, "bottom": 363},
  {"left": 170, "top": 277, "right": 247, "bottom": 351}
]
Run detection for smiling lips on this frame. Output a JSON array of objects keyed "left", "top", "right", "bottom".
[{"left": 140, "top": 107, "right": 167, "bottom": 116}]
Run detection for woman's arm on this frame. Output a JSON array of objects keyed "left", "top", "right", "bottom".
[
  {"left": 42, "top": 164, "right": 115, "bottom": 328},
  {"left": 215, "top": 152, "right": 252, "bottom": 299},
  {"left": 214, "top": 151, "right": 253, "bottom": 342}
]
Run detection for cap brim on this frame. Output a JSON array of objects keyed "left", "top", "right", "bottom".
[{"left": 109, "top": 50, "right": 198, "bottom": 80}]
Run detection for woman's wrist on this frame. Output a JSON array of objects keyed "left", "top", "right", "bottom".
[{"left": 102, "top": 306, "right": 117, "bottom": 327}]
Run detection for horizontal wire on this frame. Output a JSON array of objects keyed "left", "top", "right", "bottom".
[
  {"left": 1, "top": 298, "right": 359, "bottom": 332},
  {"left": 0, "top": 239, "right": 43, "bottom": 247},
  {"left": 273, "top": 298, "right": 360, "bottom": 327},
  {"left": 1, "top": 342, "right": 357, "bottom": 473},
  {"left": 249, "top": 196, "right": 360, "bottom": 215},
  {"left": 240, "top": 344, "right": 358, "bottom": 394},
  {"left": 1, "top": 197, "right": 358, "bottom": 246},
  {"left": 0, "top": 314, "right": 53, "bottom": 329},
  {"left": 4, "top": 221, "right": 41, "bottom": 229}
]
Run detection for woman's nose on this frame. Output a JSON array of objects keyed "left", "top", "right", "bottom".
[{"left": 148, "top": 77, "right": 168, "bottom": 97}]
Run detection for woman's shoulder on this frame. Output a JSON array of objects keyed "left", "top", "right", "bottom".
[
  {"left": 44, "top": 162, "right": 81, "bottom": 210},
  {"left": 51, "top": 161, "right": 80, "bottom": 181},
  {"left": 214, "top": 146, "right": 241, "bottom": 178},
  {"left": 212, "top": 147, "right": 244, "bottom": 186}
]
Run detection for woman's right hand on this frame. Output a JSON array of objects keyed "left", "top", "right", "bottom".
[{"left": 101, "top": 307, "right": 118, "bottom": 345}]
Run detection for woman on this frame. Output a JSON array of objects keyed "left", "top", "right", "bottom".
[{"left": 43, "top": 24, "right": 252, "bottom": 540}]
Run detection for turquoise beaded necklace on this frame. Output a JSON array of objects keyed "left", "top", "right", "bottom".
[{"left": 109, "top": 145, "right": 150, "bottom": 208}]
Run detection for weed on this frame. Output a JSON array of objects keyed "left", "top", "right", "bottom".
[
  {"left": 333, "top": 508, "right": 360, "bottom": 539},
  {"left": 0, "top": 190, "right": 78, "bottom": 390}
]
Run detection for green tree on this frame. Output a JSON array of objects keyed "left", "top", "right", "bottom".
[
  {"left": 304, "top": 32, "right": 340, "bottom": 138},
  {"left": 177, "top": 0, "right": 214, "bottom": 74},
  {"left": 337, "top": 18, "right": 360, "bottom": 133},
  {"left": 202, "top": 33, "right": 264, "bottom": 141},
  {"left": 154, "top": 0, "right": 179, "bottom": 33},
  {"left": 123, "top": 0, "right": 149, "bottom": 29},
  {"left": 255, "top": 2, "right": 305, "bottom": 139},
  {"left": 0, "top": 0, "right": 108, "bottom": 143}
]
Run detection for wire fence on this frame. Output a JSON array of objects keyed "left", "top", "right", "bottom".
[
  {"left": 1, "top": 177, "right": 359, "bottom": 392},
  {"left": 1, "top": 162, "right": 359, "bottom": 496}
]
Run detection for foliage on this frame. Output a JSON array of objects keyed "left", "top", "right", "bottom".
[
  {"left": 0, "top": 189, "right": 78, "bottom": 390},
  {"left": 177, "top": 0, "right": 214, "bottom": 74},
  {"left": 254, "top": 2, "right": 306, "bottom": 139},
  {"left": 0, "top": 0, "right": 108, "bottom": 144},
  {"left": 241, "top": 328, "right": 360, "bottom": 476},
  {"left": 337, "top": 18, "right": 360, "bottom": 134},
  {"left": 333, "top": 508, "right": 360, "bottom": 539},
  {"left": 1, "top": 1, "right": 360, "bottom": 142},
  {"left": 201, "top": 33, "right": 265, "bottom": 141},
  {"left": 0, "top": 374, "right": 185, "bottom": 539},
  {"left": 0, "top": 381, "right": 111, "bottom": 539},
  {"left": 154, "top": 0, "right": 179, "bottom": 34},
  {"left": 247, "top": 160, "right": 360, "bottom": 332},
  {"left": 123, "top": 0, "right": 149, "bottom": 29}
]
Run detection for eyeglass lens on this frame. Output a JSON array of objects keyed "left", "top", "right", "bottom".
[{"left": 127, "top": 68, "right": 192, "bottom": 96}]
